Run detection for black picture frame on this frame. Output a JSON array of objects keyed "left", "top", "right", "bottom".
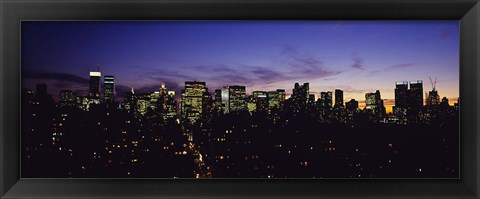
[{"left": 1, "top": 0, "right": 479, "bottom": 198}]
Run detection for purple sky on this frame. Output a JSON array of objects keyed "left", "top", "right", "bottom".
[{"left": 21, "top": 21, "right": 459, "bottom": 112}]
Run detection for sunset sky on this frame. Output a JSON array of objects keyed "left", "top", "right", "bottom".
[{"left": 21, "top": 21, "right": 460, "bottom": 113}]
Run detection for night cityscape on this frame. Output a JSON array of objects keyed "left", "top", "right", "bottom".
[{"left": 21, "top": 21, "right": 459, "bottom": 178}]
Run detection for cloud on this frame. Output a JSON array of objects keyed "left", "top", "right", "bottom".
[
  {"left": 250, "top": 67, "right": 285, "bottom": 83},
  {"left": 23, "top": 71, "right": 89, "bottom": 84},
  {"left": 369, "top": 63, "right": 416, "bottom": 75},
  {"left": 351, "top": 57, "right": 364, "bottom": 70},
  {"left": 278, "top": 46, "right": 343, "bottom": 81}
]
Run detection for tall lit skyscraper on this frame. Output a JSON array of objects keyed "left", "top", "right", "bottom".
[
  {"left": 221, "top": 86, "right": 229, "bottom": 113},
  {"left": 103, "top": 75, "right": 115, "bottom": 103},
  {"left": 181, "top": 81, "right": 207, "bottom": 124},
  {"left": 165, "top": 91, "right": 177, "bottom": 120},
  {"left": 334, "top": 89, "right": 344, "bottom": 108},
  {"left": 89, "top": 71, "right": 101, "bottom": 98},
  {"left": 228, "top": 85, "right": 246, "bottom": 112}
]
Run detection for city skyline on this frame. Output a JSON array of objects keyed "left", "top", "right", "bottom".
[{"left": 22, "top": 21, "right": 459, "bottom": 114}]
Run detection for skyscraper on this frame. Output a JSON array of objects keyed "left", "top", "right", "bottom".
[
  {"left": 181, "top": 81, "right": 207, "bottom": 124},
  {"left": 123, "top": 87, "right": 137, "bottom": 114},
  {"left": 89, "top": 71, "right": 101, "bottom": 98},
  {"left": 365, "top": 90, "right": 382, "bottom": 110},
  {"left": 320, "top": 91, "right": 333, "bottom": 108},
  {"left": 252, "top": 91, "right": 268, "bottom": 112},
  {"left": 334, "top": 89, "right": 344, "bottom": 108},
  {"left": 318, "top": 91, "right": 333, "bottom": 121},
  {"left": 221, "top": 86, "right": 229, "bottom": 113},
  {"left": 103, "top": 75, "right": 115, "bottom": 103},
  {"left": 407, "top": 80, "right": 423, "bottom": 124},
  {"left": 394, "top": 81, "right": 409, "bottom": 123},
  {"left": 291, "top": 82, "right": 309, "bottom": 112},
  {"left": 165, "top": 91, "right": 177, "bottom": 121},
  {"left": 408, "top": 80, "right": 423, "bottom": 109},
  {"left": 276, "top": 89, "right": 286, "bottom": 106},
  {"left": 426, "top": 90, "right": 440, "bottom": 107},
  {"left": 214, "top": 89, "right": 222, "bottom": 111},
  {"left": 394, "top": 81, "right": 408, "bottom": 108},
  {"left": 364, "top": 90, "right": 386, "bottom": 122},
  {"left": 228, "top": 85, "right": 246, "bottom": 112}
]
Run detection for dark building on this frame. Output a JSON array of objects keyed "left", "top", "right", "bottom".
[
  {"left": 214, "top": 89, "right": 223, "bottom": 112},
  {"left": 123, "top": 87, "right": 137, "bottom": 114},
  {"left": 408, "top": 80, "right": 423, "bottom": 109},
  {"left": 407, "top": 80, "right": 424, "bottom": 124},
  {"left": 345, "top": 99, "right": 359, "bottom": 112},
  {"left": 426, "top": 90, "right": 440, "bottom": 107},
  {"left": 103, "top": 75, "right": 115, "bottom": 103},
  {"left": 291, "top": 82, "right": 309, "bottom": 112},
  {"left": 394, "top": 81, "right": 408, "bottom": 108},
  {"left": 318, "top": 91, "right": 333, "bottom": 121},
  {"left": 35, "top": 83, "right": 54, "bottom": 106},
  {"left": 35, "top": 83, "right": 48, "bottom": 98},
  {"left": 334, "top": 89, "right": 344, "bottom": 108},
  {"left": 89, "top": 71, "right": 101, "bottom": 98},
  {"left": 393, "top": 81, "right": 408, "bottom": 122}
]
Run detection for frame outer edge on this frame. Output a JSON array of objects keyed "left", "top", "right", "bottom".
[
  {"left": 1, "top": 0, "right": 480, "bottom": 199},
  {"left": 1, "top": 0, "right": 5, "bottom": 197}
]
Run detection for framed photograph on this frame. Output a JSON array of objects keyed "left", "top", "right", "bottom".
[{"left": 1, "top": 0, "right": 479, "bottom": 198}]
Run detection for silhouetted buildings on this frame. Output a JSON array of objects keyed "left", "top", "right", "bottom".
[{"left": 21, "top": 72, "right": 459, "bottom": 179}]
